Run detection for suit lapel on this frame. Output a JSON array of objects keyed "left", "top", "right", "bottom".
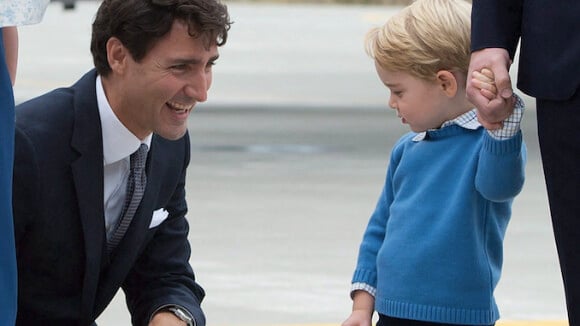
[
  {"left": 69, "top": 70, "right": 106, "bottom": 322},
  {"left": 68, "top": 73, "right": 166, "bottom": 317},
  {"left": 94, "top": 139, "right": 161, "bottom": 311}
]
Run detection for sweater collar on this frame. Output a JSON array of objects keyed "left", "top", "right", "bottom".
[{"left": 412, "top": 108, "right": 481, "bottom": 142}]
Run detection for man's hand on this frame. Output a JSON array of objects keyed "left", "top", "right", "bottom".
[
  {"left": 466, "top": 48, "right": 513, "bottom": 129},
  {"left": 148, "top": 311, "right": 187, "bottom": 326}
]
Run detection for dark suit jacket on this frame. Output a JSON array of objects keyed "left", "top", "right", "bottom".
[
  {"left": 471, "top": 0, "right": 580, "bottom": 100},
  {"left": 13, "top": 70, "right": 205, "bottom": 325}
]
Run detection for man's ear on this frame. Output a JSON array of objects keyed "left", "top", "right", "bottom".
[
  {"left": 106, "top": 37, "right": 128, "bottom": 74},
  {"left": 436, "top": 70, "right": 458, "bottom": 97}
]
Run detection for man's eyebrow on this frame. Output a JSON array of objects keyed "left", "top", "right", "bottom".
[{"left": 171, "top": 54, "right": 220, "bottom": 64}]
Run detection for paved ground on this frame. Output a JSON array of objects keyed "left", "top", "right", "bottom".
[{"left": 14, "top": 1, "right": 567, "bottom": 325}]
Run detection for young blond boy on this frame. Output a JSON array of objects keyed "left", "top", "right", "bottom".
[{"left": 343, "top": 0, "right": 526, "bottom": 325}]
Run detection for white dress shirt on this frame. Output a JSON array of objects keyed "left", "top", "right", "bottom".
[{"left": 96, "top": 75, "right": 151, "bottom": 240}]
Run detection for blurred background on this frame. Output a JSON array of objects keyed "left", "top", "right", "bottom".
[
  {"left": 49, "top": 0, "right": 417, "bottom": 10},
  {"left": 15, "top": 1, "right": 564, "bottom": 325}
]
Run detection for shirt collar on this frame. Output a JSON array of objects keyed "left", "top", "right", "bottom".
[
  {"left": 412, "top": 108, "right": 481, "bottom": 142},
  {"left": 96, "top": 75, "right": 152, "bottom": 165}
]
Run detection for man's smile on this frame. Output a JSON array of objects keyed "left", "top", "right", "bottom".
[{"left": 166, "top": 100, "right": 194, "bottom": 113}]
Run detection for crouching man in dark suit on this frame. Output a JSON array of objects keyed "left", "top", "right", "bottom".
[{"left": 13, "top": 0, "right": 231, "bottom": 324}]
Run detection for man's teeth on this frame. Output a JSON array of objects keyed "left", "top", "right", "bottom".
[{"left": 167, "top": 101, "right": 193, "bottom": 112}]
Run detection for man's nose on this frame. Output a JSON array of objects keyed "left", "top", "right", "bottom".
[{"left": 185, "top": 70, "right": 209, "bottom": 103}]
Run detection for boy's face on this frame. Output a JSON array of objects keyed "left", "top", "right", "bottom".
[{"left": 375, "top": 63, "right": 451, "bottom": 132}]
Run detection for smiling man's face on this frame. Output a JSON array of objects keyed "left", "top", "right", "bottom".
[{"left": 112, "top": 20, "right": 219, "bottom": 140}]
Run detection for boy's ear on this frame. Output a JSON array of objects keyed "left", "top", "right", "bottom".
[
  {"left": 106, "top": 37, "right": 128, "bottom": 75},
  {"left": 436, "top": 70, "right": 458, "bottom": 97}
]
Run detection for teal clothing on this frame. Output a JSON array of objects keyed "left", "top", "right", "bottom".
[
  {"left": 352, "top": 125, "right": 526, "bottom": 325},
  {"left": 0, "top": 29, "right": 18, "bottom": 325}
]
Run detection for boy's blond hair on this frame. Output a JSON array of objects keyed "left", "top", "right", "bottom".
[{"left": 366, "top": 0, "right": 471, "bottom": 81}]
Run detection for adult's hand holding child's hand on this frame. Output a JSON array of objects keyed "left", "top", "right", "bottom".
[{"left": 467, "top": 48, "right": 514, "bottom": 129}]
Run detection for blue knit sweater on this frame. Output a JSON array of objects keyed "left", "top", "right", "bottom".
[{"left": 352, "top": 124, "right": 526, "bottom": 325}]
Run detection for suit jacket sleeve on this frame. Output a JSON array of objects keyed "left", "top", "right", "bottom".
[
  {"left": 122, "top": 135, "right": 206, "bottom": 326},
  {"left": 471, "top": 0, "right": 523, "bottom": 59}
]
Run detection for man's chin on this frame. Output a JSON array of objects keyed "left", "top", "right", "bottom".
[{"left": 156, "top": 128, "right": 187, "bottom": 141}]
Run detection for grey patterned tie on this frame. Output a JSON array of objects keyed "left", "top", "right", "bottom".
[{"left": 107, "top": 143, "right": 148, "bottom": 253}]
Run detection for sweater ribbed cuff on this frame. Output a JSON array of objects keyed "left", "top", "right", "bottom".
[{"left": 482, "top": 130, "right": 522, "bottom": 155}]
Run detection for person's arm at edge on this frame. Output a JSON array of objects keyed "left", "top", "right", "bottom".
[
  {"left": 1, "top": 27, "right": 18, "bottom": 85},
  {"left": 466, "top": 0, "right": 523, "bottom": 129}
]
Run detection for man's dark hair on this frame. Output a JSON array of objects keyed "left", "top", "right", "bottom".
[{"left": 91, "top": 0, "right": 232, "bottom": 76}]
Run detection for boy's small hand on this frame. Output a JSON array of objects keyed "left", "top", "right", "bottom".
[
  {"left": 342, "top": 290, "right": 374, "bottom": 326},
  {"left": 472, "top": 68, "right": 497, "bottom": 100},
  {"left": 342, "top": 310, "right": 372, "bottom": 326},
  {"left": 470, "top": 67, "right": 515, "bottom": 130}
]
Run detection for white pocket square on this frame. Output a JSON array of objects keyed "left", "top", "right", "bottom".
[{"left": 149, "top": 208, "right": 169, "bottom": 229}]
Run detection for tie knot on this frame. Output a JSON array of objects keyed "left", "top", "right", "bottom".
[{"left": 130, "top": 143, "right": 148, "bottom": 170}]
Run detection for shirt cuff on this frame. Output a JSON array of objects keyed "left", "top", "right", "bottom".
[
  {"left": 487, "top": 94, "right": 525, "bottom": 140},
  {"left": 351, "top": 282, "right": 377, "bottom": 299}
]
